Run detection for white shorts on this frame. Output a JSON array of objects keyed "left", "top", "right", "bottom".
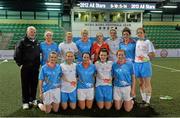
[
  {"left": 43, "top": 88, "right": 61, "bottom": 105},
  {"left": 113, "top": 86, "right": 132, "bottom": 101},
  {"left": 77, "top": 88, "right": 94, "bottom": 101}
]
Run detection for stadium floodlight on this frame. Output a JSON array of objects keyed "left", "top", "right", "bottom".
[
  {"left": 45, "top": 2, "right": 61, "bottom": 5},
  {"left": 46, "top": 8, "right": 61, "bottom": 11},
  {"left": 0, "top": 6, "right": 3, "bottom": 9},
  {"left": 162, "top": 5, "right": 177, "bottom": 8},
  {"left": 150, "top": 10, "right": 163, "bottom": 13}
]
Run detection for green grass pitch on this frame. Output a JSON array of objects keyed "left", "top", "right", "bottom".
[{"left": 0, "top": 58, "right": 180, "bottom": 117}]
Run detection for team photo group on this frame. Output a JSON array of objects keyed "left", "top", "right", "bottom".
[{"left": 14, "top": 25, "right": 156, "bottom": 114}]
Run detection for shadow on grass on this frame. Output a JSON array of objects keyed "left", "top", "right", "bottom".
[{"left": 7, "top": 102, "right": 159, "bottom": 117}]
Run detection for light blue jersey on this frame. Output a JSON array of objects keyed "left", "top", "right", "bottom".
[
  {"left": 75, "top": 39, "right": 92, "bottom": 62},
  {"left": 39, "top": 64, "right": 62, "bottom": 93},
  {"left": 119, "top": 41, "right": 136, "bottom": 62},
  {"left": 112, "top": 61, "right": 134, "bottom": 87},
  {"left": 40, "top": 42, "right": 60, "bottom": 65},
  {"left": 76, "top": 63, "right": 96, "bottom": 89}
]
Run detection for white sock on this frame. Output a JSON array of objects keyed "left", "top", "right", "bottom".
[
  {"left": 146, "top": 94, "right": 151, "bottom": 104},
  {"left": 140, "top": 89, "right": 146, "bottom": 101}
]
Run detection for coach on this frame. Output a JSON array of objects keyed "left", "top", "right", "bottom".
[{"left": 14, "top": 26, "right": 40, "bottom": 110}]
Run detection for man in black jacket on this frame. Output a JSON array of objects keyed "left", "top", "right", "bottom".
[{"left": 14, "top": 26, "right": 40, "bottom": 110}]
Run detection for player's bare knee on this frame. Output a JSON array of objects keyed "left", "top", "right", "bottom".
[
  {"left": 53, "top": 108, "right": 59, "bottom": 112},
  {"left": 79, "top": 105, "right": 85, "bottom": 110},
  {"left": 115, "top": 106, "right": 121, "bottom": 110},
  {"left": 45, "top": 109, "right": 51, "bottom": 113},
  {"left": 105, "top": 105, "right": 111, "bottom": 110},
  {"left": 125, "top": 107, "right": 133, "bottom": 112},
  {"left": 62, "top": 106, "right": 68, "bottom": 110},
  {"left": 70, "top": 104, "right": 76, "bottom": 110},
  {"left": 98, "top": 105, "right": 104, "bottom": 110},
  {"left": 86, "top": 105, "right": 92, "bottom": 109}
]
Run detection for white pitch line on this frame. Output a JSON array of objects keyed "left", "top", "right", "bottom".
[{"left": 152, "top": 64, "right": 180, "bottom": 72}]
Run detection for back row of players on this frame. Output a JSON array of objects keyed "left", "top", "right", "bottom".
[{"left": 38, "top": 27, "right": 155, "bottom": 113}]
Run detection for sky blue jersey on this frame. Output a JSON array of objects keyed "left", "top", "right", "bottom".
[
  {"left": 75, "top": 39, "right": 92, "bottom": 62},
  {"left": 40, "top": 41, "right": 60, "bottom": 65},
  {"left": 39, "top": 64, "right": 62, "bottom": 93},
  {"left": 119, "top": 40, "right": 136, "bottom": 62},
  {"left": 76, "top": 63, "right": 96, "bottom": 89},
  {"left": 112, "top": 61, "right": 134, "bottom": 87}
]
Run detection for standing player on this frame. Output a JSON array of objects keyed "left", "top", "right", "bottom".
[
  {"left": 91, "top": 32, "right": 110, "bottom": 63},
  {"left": 76, "top": 52, "right": 96, "bottom": 110},
  {"left": 95, "top": 48, "right": 113, "bottom": 110},
  {"left": 106, "top": 28, "right": 122, "bottom": 62},
  {"left": 119, "top": 27, "right": 136, "bottom": 62},
  {"left": 59, "top": 32, "right": 78, "bottom": 62},
  {"left": 38, "top": 51, "right": 62, "bottom": 113},
  {"left": 134, "top": 27, "right": 155, "bottom": 107},
  {"left": 76, "top": 29, "right": 92, "bottom": 63},
  {"left": 40, "top": 31, "right": 59, "bottom": 65},
  {"left": 112, "top": 50, "right": 136, "bottom": 112},
  {"left": 60, "top": 51, "right": 77, "bottom": 110}
]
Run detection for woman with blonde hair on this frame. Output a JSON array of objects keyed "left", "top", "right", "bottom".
[{"left": 40, "top": 30, "right": 59, "bottom": 65}]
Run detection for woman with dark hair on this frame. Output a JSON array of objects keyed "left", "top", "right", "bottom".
[
  {"left": 119, "top": 27, "right": 136, "bottom": 62},
  {"left": 76, "top": 52, "right": 96, "bottom": 110},
  {"left": 95, "top": 48, "right": 113, "bottom": 110}
]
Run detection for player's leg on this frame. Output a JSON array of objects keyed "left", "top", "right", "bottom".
[
  {"left": 69, "top": 89, "right": 77, "bottom": 110},
  {"left": 86, "top": 88, "right": 94, "bottom": 109},
  {"left": 86, "top": 100, "right": 93, "bottom": 109},
  {"left": 114, "top": 86, "right": 123, "bottom": 110},
  {"left": 135, "top": 62, "right": 146, "bottom": 102},
  {"left": 124, "top": 100, "right": 134, "bottom": 112},
  {"left": 52, "top": 103, "right": 59, "bottom": 112},
  {"left": 52, "top": 88, "right": 60, "bottom": 112},
  {"left": 139, "top": 78, "right": 146, "bottom": 102},
  {"left": 78, "top": 101, "right": 85, "bottom": 110},
  {"left": 142, "top": 62, "right": 152, "bottom": 105},
  {"left": 104, "top": 86, "right": 113, "bottom": 110},
  {"left": 96, "top": 86, "right": 104, "bottom": 109},
  {"left": 61, "top": 92, "right": 68, "bottom": 110},
  {"left": 39, "top": 90, "right": 52, "bottom": 113},
  {"left": 123, "top": 86, "right": 134, "bottom": 112},
  {"left": 78, "top": 89, "right": 86, "bottom": 110},
  {"left": 144, "top": 78, "right": 152, "bottom": 104}
]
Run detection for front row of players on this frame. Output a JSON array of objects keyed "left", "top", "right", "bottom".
[{"left": 38, "top": 48, "right": 135, "bottom": 113}]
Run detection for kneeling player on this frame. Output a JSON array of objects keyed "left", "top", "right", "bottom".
[
  {"left": 95, "top": 48, "right": 113, "bottom": 109},
  {"left": 38, "top": 51, "right": 62, "bottom": 113},
  {"left": 76, "top": 52, "right": 96, "bottom": 110},
  {"left": 60, "top": 51, "right": 77, "bottom": 110},
  {"left": 112, "top": 50, "right": 136, "bottom": 112}
]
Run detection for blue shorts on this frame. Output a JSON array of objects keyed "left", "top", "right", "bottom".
[
  {"left": 95, "top": 85, "right": 113, "bottom": 102},
  {"left": 134, "top": 61, "right": 152, "bottom": 78},
  {"left": 61, "top": 90, "right": 77, "bottom": 103}
]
